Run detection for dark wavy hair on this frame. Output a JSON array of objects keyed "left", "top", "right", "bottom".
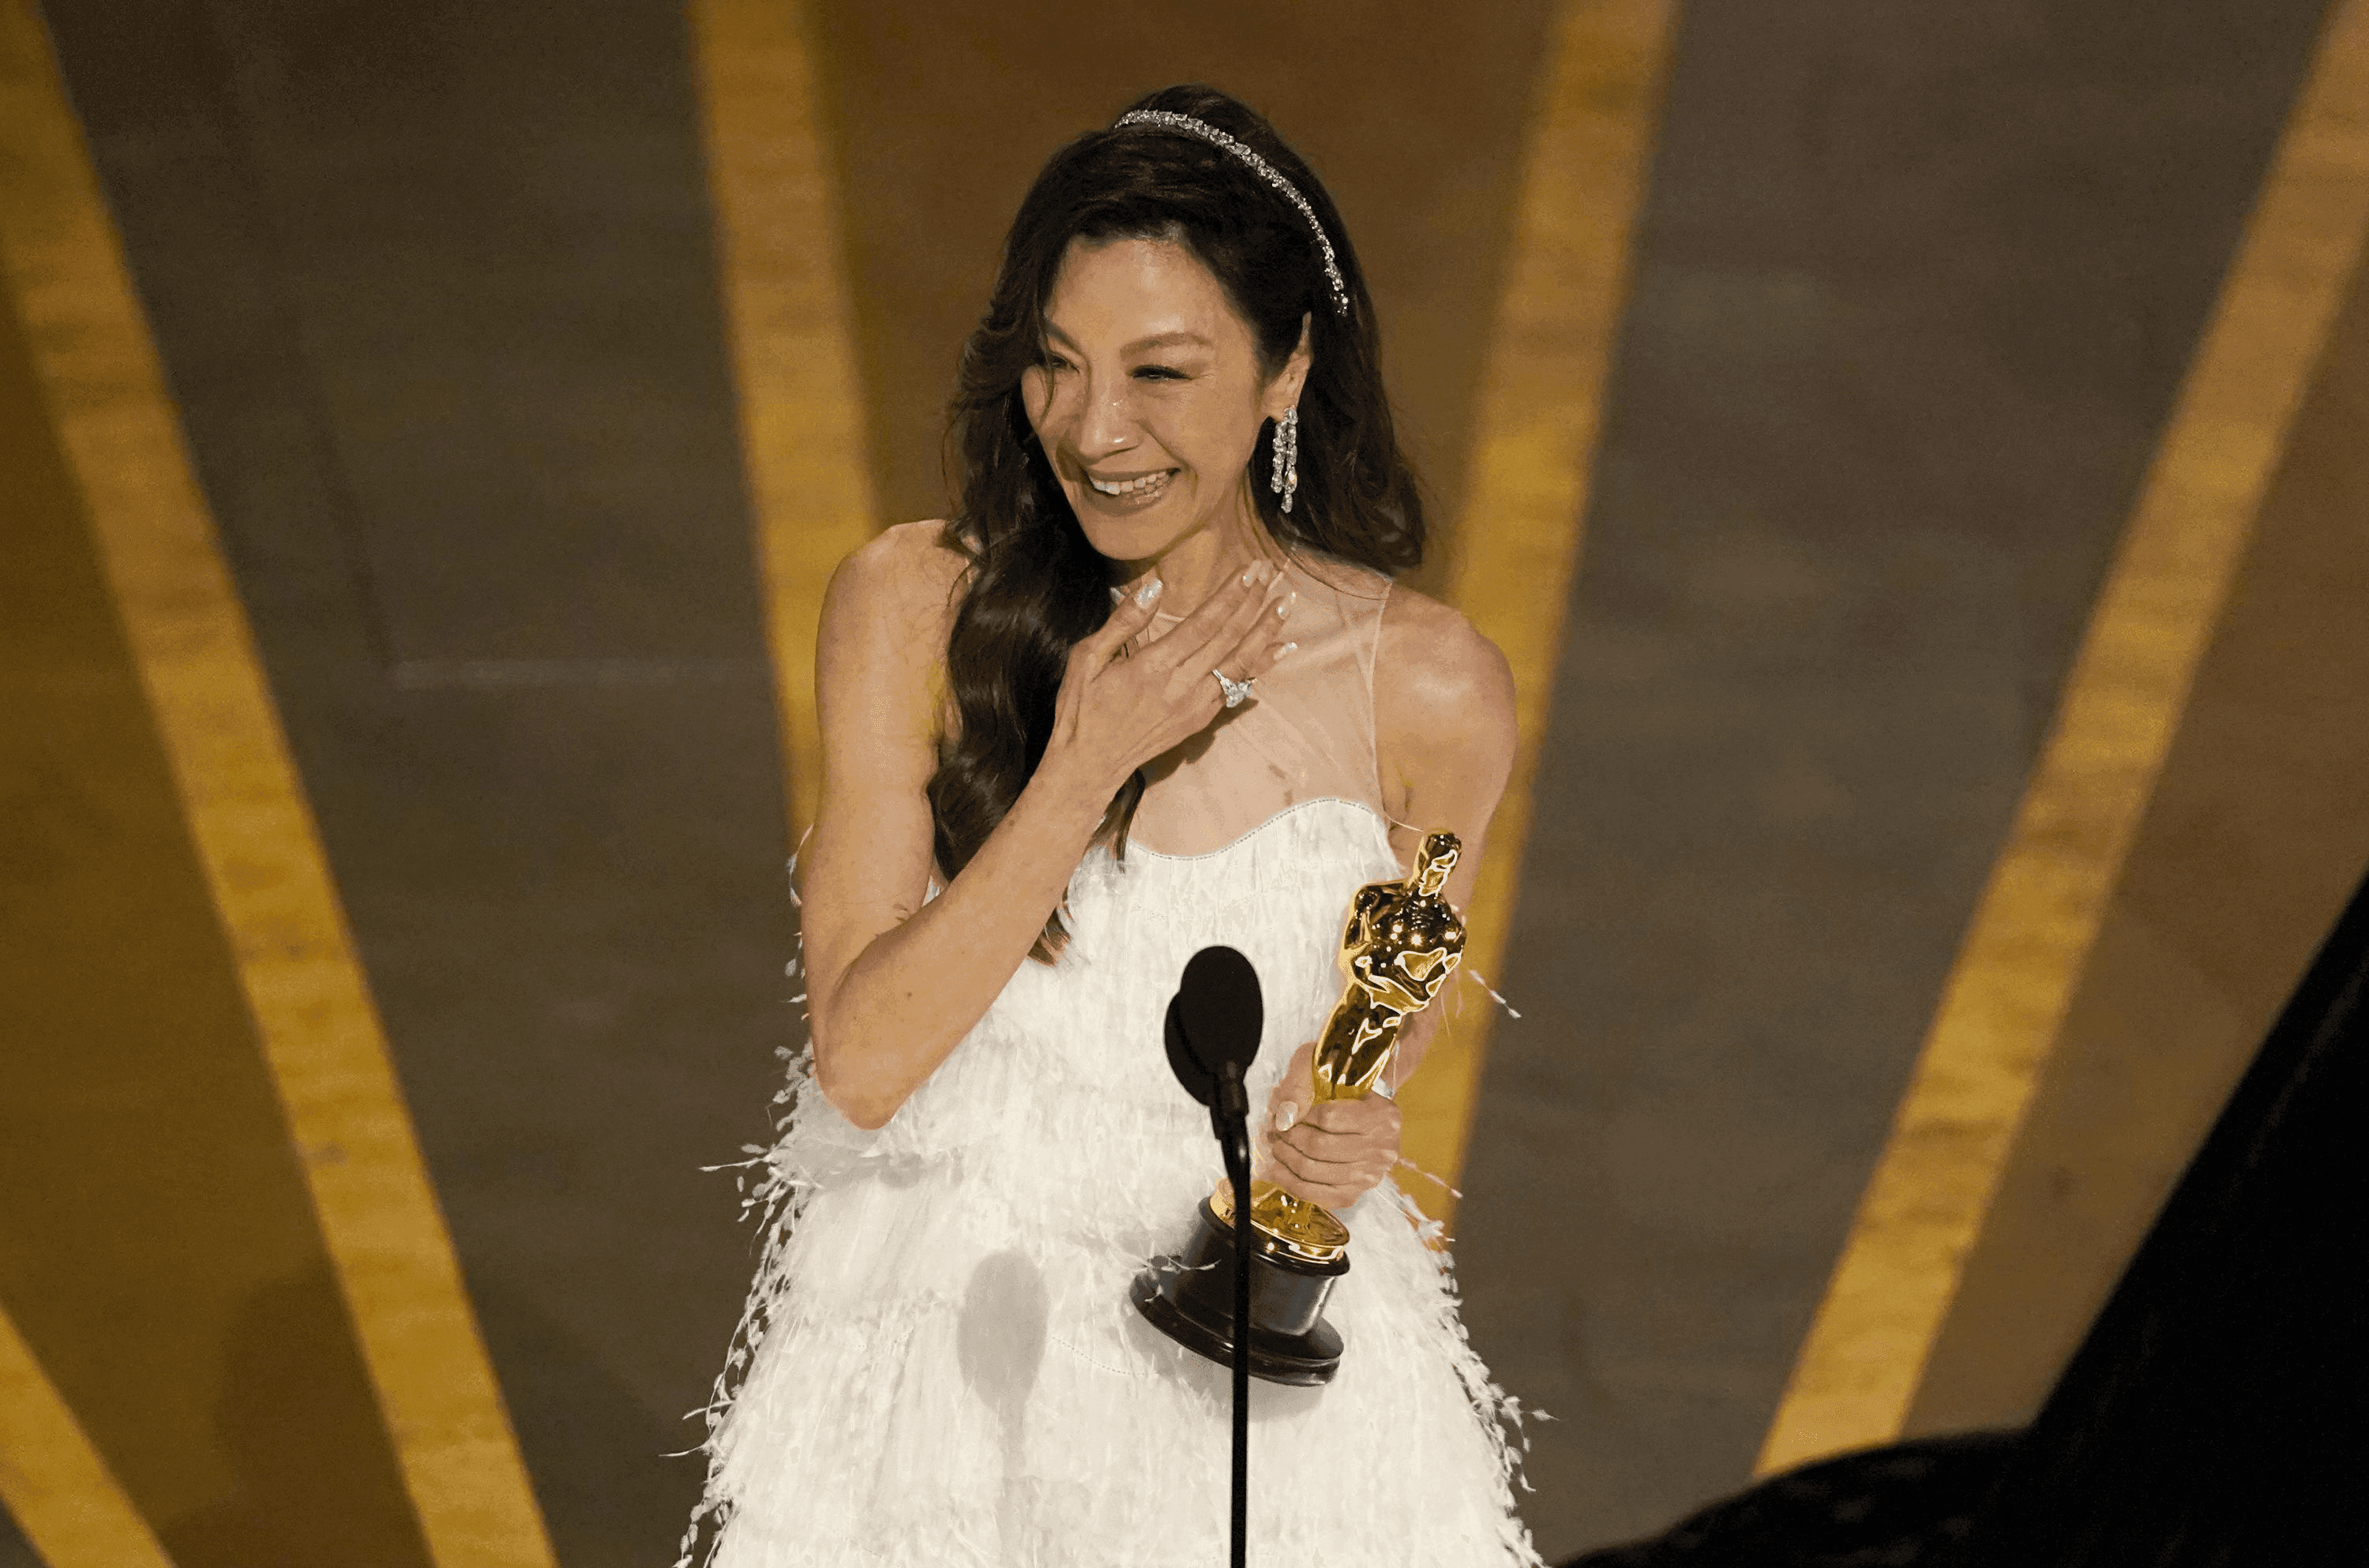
[{"left": 929, "top": 84, "right": 1426, "bottom": 961}]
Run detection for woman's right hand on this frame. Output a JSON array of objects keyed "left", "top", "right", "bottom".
[{"left": 1046, "top": 559, "right": 1297, "bottom": 793}]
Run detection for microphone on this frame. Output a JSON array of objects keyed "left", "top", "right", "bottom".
[
  {"left": 1163, "top": 944, "right": 1263, "bottom": 1568},
  {"left": 1167, "top": 946, "right": 1263, "bottom": 1173}
]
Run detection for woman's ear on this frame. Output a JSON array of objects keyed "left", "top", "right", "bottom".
[{"left": 1264, "top": 313, "right": 1314, "bottom": 417}]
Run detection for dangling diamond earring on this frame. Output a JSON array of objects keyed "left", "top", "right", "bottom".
[{"left": 1268, "top": 407, "right": 1300, "bottom": 513}]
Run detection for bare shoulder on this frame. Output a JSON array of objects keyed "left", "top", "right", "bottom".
[
  {"left": 818, "top": 520, "right": 971, "bottom": 746},
  {"left": 826, "top": 519, "right": 970, "bottom": 632},
  {"left": 1372, "top": 582, "right": 1515, "bottom": 861},
  {"left": 1376, "top": 583, "right": 1515, "bottom": 745}
]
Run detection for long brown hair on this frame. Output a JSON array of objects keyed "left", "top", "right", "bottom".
[{"left": 929, "top": 84, "right": 1426, "bottom": 961}]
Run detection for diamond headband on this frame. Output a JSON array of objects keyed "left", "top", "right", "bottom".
[{"left": 1110, "top": 109, "right": 1352, "bottom": 319}]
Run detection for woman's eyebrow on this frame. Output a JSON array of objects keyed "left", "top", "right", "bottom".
[
  {"left": 1037, "top": 323, "right": 1213, "bottom": 354},
  {"left": 1124, "top": 332, "right": 1213, "bottom": 353}
]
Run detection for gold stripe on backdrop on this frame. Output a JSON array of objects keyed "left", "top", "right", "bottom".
[
  {"left": 1756, "top": 0, "right": 2369, "bottom": 1475},
  {"left": 0, "top": 1307, "right": 176, "bottom": 1568},
  {"left": 691, "top": 0, "right": 880, "bottom": 842},
  {"left": 0, "top": 6, "right": 557, "bottom": 1564},
  {"left": 1401, "top": 0, "right": 1680, "bottom": 1226}
]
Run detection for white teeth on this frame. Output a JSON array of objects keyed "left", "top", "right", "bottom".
[{"left": 1088, "top": 470, "right": 1173, "bottom": 497}]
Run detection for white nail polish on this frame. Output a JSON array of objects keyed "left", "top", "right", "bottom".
[
  {"left": 1136, "top": 578, "right": 1163, "bottom": 606},
  {"left": 1275, "top": 641, "right": 1297, "bottom": 659},
  {"left": 1276, "top": 1103, "right": 1298, "bottom": 1133},
  {"left": 1109, "top": 586, "right": 1125, "bottom": 605}
]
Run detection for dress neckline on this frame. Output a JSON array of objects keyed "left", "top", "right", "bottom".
[{"left": 1113, "top": 795, "right": 1393, "bottom": 864}]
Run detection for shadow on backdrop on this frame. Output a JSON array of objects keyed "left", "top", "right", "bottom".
[
  {"left": 160, "top": 1269, "right": 426, "bottom": 1568},
  {"left": 467, "top": 1272, "right": 710, "bottom": 1568}
]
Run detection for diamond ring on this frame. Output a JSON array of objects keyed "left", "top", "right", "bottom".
[{"left": 1211, "top": 668, "right": 1256, "bottom": 709}]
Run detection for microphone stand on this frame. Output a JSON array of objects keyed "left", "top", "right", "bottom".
[{"left": 1212, "top": 1063, "right": 1252, "bottom": 1568}]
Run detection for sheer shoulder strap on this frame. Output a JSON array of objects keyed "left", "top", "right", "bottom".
[{"left": 1362, "top": 568, "right": 1393, "bottom": 809}]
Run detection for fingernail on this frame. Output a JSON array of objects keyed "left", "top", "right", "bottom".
[
  {"left": 1275, "top": 641, "right": 1297, "bottom": 659},
  {"left": 1241, "top": 565, "right": 1259, "bottom": 587},
  {"left": 1274, "top": 595, "right": 1292, "bottom": 619},
  {"left": 1109, "top": 586, "right": 1125, "bottom": 605},
  {"left": 1276, "top": 1103, "right": 1298, "bottom": 1133},
  {"left": 1136, "top": 578, "right": 1163, "bottom": 606}
]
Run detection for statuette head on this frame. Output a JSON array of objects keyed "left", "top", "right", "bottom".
[{"left": 1413, "top": 832, "right": 1461, "bottom": 898}]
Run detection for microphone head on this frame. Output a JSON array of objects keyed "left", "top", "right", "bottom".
[
  {"left": 1175, "top": 945, "right": 1264, "bottom": 1084},
  {"left": 1165, "top": 993, "right": 1214, "bottom": 1108}
]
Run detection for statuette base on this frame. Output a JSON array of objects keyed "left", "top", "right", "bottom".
[{"left": 1130, "top": 1196, "right": 1346, "bottom": 1386}]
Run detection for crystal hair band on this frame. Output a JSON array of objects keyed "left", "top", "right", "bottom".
[{"left": 1111, "top": 109, "right": 1353, "bottom": 319}]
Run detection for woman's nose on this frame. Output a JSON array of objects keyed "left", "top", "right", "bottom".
[{"left": 1072, "top": 375, "right": 1136, "bottom": 455}]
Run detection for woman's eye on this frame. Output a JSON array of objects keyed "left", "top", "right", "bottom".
[{"left": 1133, "top": 365, "right": 1184, "bottom": 382}]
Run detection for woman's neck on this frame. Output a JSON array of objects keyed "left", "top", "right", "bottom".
[{"left": 1122, "top": 500, "right": 1286, "bottom": 617}]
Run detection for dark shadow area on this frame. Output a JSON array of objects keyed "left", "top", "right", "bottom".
[
  {"left": 1564, "top": 859, "right": 2369, "bottom": 1566},
  {"left": 162, "top": 1270, "right": 431, "bottom": 1568},
  {"left": 467, "top": 1273, "right": 708, "bottom": 1568},
  {"left": 1565, "top": 1430, "right": 2020, "bottom": 1567},
  {"left": 0, "top": 1503, "right": 39, "bottom": 1568}
]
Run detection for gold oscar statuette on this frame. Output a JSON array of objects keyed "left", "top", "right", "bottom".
[{"left": 1132, "top": 832, "right": 1467, "bottom": 1384}]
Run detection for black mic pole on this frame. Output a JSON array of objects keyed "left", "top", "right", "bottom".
[
  {"left": 1213, "top": 1063, "right": 1252, "bottom": 1568},
  {"left": 1154, "top": 946, "right": 1266, "bottom": 1566}
]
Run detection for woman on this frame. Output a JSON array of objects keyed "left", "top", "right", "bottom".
[{"left": 684, "top": 84, "right": 1537, "bottom": 1566}]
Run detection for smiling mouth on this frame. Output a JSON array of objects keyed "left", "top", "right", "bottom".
[{"left": 1086, "top": 468, "right": 1177, "bottom": 499}]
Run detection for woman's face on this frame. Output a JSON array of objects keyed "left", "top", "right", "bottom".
[{"left": 1020, "top": 235, "right": 1308, "bottom": 572}]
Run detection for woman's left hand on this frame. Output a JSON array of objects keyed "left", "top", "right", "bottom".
[{"left": 1256, "top": 1040, "right": 1402, "bottom": 1209}]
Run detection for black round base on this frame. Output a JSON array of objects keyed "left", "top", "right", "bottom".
[{"left": 1130, "top": 1198, "right": 1346, "bottom": 1387}]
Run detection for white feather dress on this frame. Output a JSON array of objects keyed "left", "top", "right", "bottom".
[{"left": 682, "top": 556, "right": 1541, "bottom": 1567}]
